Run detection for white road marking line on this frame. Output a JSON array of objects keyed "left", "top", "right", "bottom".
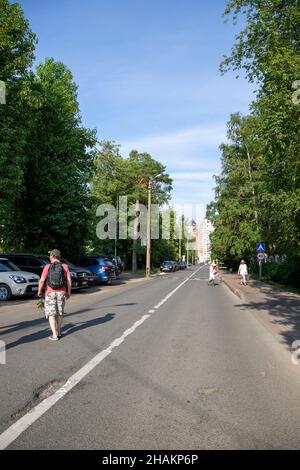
[
  {"left": 153, "top": 265, "right": 205, "bottom": 310},
  {"left": 148, "top": 309, "right": 155, "bottom": 313},
  {"left": 0, "top": 314, "right": 150, "bottom": 450},
  {"left": 0, "top": 265, "right": 206, "bottom": 449}
]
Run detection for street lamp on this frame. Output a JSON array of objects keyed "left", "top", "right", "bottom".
[{"left": 146, "top": 174, "right": 162, "bottom": 278}]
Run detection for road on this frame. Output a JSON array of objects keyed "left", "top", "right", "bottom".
[{"left": 1, "top": 265, "right": 300, "bottom": 449}]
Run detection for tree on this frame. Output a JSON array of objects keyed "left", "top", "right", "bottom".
[
  {"left": 0, "top": 0, "right": 36, "bottom": 80},
  {"left": 20, "top": 58, "right": 97, "bottom": 257},
  {"left": 126, "top": 150, "right": 172, "bottom": 272},
  {"left": 0, "top": 0, "right": 37, "bottom": 249},
  {"left": 208, "top": 114, "right": 262, "bottom": 265},
  {"left": 91, "top": 145, "right": 173, "bottom": 271},
  {"left": 209, "top": 0, "right": 300, "bottom": 269}
]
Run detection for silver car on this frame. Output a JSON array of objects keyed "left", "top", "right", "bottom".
[{"left": 0, "top": 258, "right": 40, "bottom": 301}]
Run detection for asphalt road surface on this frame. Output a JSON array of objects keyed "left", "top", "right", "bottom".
[{"left": 1, "top": 265, "right": 300, "bottom": 450}]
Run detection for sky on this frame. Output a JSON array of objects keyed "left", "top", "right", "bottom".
[{"left": 19, "top": 0, "right": 255, "bottom": 220}]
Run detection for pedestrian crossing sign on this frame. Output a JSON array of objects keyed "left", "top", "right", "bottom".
[{"left": 256, "top": 243, "right": 265, "bottom": 252}]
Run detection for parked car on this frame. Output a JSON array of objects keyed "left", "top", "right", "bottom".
[
  {"left": 0, "top": 258, "right": 40, "bottom": 301},
  {"left": 0, "top": 253, "right": 93, "bottom": 291},
  {"left": 177, "top": 261, "right": 187, "bottom": 270},
  {"left": 180, "top": 261, "right": 187, "bottom": 269},
  {"left": 160, "top": 261, "right": 176, "bottom": 273},
  {"left": 175, "top": 261, "right": 182, "bottom": 271},
  {"left": 76, "top": 256, "right": 116, "bottom": 284},
  {"left": 102, "top": 254, "right": 124, "bottom": 276},
  {"left": 61, "top": 259, "right": 94, "bottom": 290},
  {"left": 0, "top": 253, "right": 48, "bottom": 277}
]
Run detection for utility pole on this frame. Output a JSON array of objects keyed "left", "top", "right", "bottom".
[
  {"left": 186, "top": 239, "right": 189, "bottom": 267},
  {"left": 114, "top": 195, "right": 118, "bottom": 259},
  {"left": 146, "top": 179, "right": 152, "bottom": 278}
]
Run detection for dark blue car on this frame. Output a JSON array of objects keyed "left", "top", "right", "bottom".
[{"left": 77, "top": 256, "right": 116, "bottom": 284}]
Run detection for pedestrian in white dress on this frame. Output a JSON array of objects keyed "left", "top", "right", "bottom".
[{"left": 238, "top": 260, "right": 248, "bottom": 286}]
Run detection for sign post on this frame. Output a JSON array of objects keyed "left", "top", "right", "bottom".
[
  {"left": 256, "top": 244, "right": 266, "bottom": 278},
  {"left": 257, "top": 253, "right": 265, "bottom": 278}
]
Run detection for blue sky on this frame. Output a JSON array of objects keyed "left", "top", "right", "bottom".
[{"left": 19, "top": 0, "right": 255, "bottom": 217}]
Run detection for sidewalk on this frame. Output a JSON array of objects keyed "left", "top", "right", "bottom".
[{"left": 222, "top": 272, "right": 300, "bottom": 352}]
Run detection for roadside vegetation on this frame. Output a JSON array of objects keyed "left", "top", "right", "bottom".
[{"left": 207, "top": 0, "right": 300, "bottom": 287}]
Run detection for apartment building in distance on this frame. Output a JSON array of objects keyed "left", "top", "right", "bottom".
[{"left": 196, "top": 218, "right": 214, "bottom": 263}]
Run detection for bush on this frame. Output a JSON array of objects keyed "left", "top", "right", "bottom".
[{"left": 249, "top": 259, "right": 300, "bottom": 288}]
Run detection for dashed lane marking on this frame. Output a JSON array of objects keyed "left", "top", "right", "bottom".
[{"left": 0, "top": 266, "right": 205, "bottom": 449}]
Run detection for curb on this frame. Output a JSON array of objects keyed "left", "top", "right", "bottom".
[{"left": 222, "top": 277, "right": 245, "bottom": 302}]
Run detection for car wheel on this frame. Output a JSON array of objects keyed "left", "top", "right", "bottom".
[{"left": 0, "top": 284, "right": 12, "bottom": 301}]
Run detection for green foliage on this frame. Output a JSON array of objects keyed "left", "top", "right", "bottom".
[
  {"left": 89, "top": 142, "right": 175, "bottom": 269},
  {"left": 207, "top": 113, "right": 261, "bottom": 264},
  {"left": 20, "top": 59, "right": 97, "bottom": 257},
  {"left": 0, "top": 0, "right": 37, "bottom": 250},
  {"left": 208, "top": 0, "right": 300, "bottom": 284},
  {"left": 0, "top": 0, "right": 37, "bottom": 81},
  {"left": 249, "top": 260, "right": 300, "bottom": 288}
]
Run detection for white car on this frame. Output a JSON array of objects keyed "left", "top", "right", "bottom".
[{"left": 0, "top": 258, "right": 40, "bottom": 301}]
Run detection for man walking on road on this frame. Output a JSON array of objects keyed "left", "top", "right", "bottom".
[{"left": 38, "top": 249, "right": 72, "bottom": 341}]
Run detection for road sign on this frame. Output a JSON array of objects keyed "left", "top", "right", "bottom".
[
  {"left": 256, "top": 243, "right": 265, "bottom": 252},
  {"left": 257, "top": 253, "right": 265, "bottom": 261}
]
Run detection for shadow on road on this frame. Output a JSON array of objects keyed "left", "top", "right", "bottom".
[
  {"left": 236, "top": 289, "right": 300, "bottom": 348},
  {"left": 0, "top": 301, "right": 137, "bottom": 338},
  {"left": 61, "top": 313, "right": 115, "bottom": 338},
  {"left": 4, "top": 313, "right": 115, "bottom": 351}
]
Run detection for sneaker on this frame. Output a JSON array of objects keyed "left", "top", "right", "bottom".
[{"left": 49, "top": 335, "right": 59, "bottom": 341}]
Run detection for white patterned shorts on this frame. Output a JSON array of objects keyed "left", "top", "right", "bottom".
[{"left": 45, "top": 291, "right": 66, "bottom": 318}]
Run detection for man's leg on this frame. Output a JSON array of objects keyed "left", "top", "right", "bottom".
[
  {"left": 49, "top": 315, "right": 58, "bottom": 337},
  {"left": 45, "top": 293, "right": 59, "bottom": 339},
  {"left": 56, "top": 315, "right": 63, "bottom": 336},
  {"left": 56, "top": 292, "right": 66, "bottom": 337}
]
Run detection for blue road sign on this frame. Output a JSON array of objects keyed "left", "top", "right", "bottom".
[{"left": 256, "top": 243, "right": 265, "bottom": 252}]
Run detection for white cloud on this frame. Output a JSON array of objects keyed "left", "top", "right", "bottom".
[
  {"left": 121, "top": 123, "right": 226, "bottom": 157},
  {"left": 170, "top": 171, "right": 214, "bottom": 182},
  {"left": 119, "top": 123, "right": 224, "bottom": 212}
]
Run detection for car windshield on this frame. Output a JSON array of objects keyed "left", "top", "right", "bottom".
[
  {"left": 38, "top": 256, "right": 50, "bottom": 265},
  {"left": 163, "top": 261, "right": 173, "bottom": 266},
  {"left": 0, "top": 259, "right": 20, "bottom": 272}
]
